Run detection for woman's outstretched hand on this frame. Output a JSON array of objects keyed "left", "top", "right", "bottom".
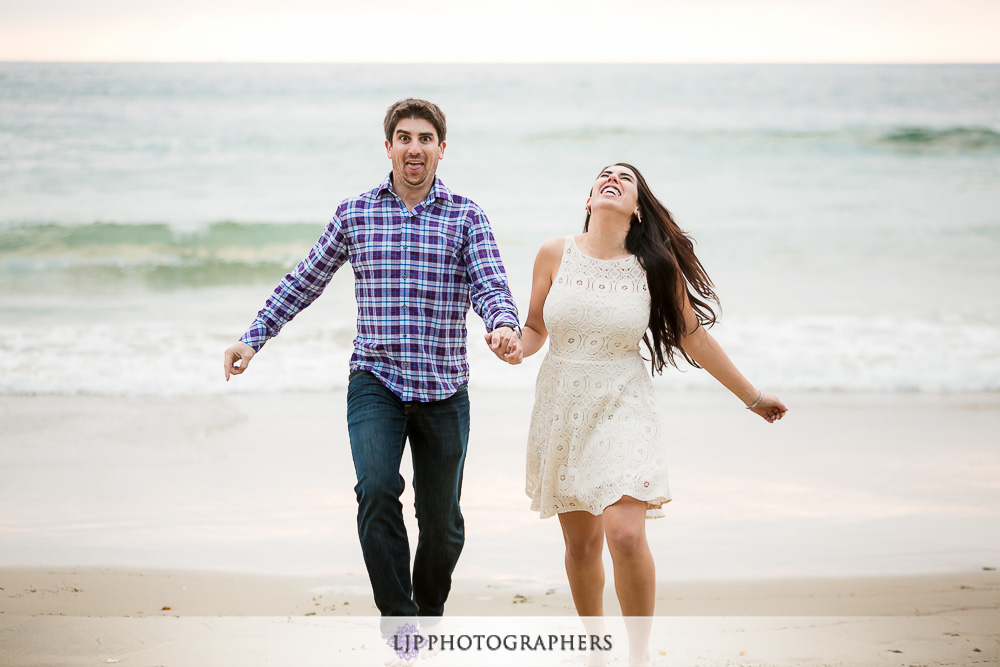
[{"left": 751, "top": 393, "right": 787, "bottom": 423}]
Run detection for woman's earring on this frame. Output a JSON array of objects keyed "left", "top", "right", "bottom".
[{"left": 636, "top": 209, "right": 643, "bottom": 224}]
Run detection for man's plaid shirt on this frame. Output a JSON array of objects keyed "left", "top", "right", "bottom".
[{"left": 240, "top": 174, "right": 519, "bottom": 401}]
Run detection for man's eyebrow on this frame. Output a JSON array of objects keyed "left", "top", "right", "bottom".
[{"left": 395, "top": 130, "right": 436, "bottom": 140}]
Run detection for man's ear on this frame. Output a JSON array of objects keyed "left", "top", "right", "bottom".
[
  {"left": 438, "top": 141, "right": 446, "bottom": 159},
  {"left": 385, "top": 139, "right": 391, "bottom": 158}
]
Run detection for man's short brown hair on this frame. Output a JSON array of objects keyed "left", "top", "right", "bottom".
[{"left": 383, "top": 98, "right": 447, "bottom": 144}]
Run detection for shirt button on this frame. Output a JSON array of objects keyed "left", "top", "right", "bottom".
[{"left": 402, "top": 362, "right": 409, "bottom": 368}]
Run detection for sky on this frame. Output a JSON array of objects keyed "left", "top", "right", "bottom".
[{"left": 0, "top": 0, "right": 998, "bottom": 63}]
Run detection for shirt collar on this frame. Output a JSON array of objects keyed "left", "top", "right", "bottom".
[{"left": 377, "top": 173, "right": 455, "bottom": 205}]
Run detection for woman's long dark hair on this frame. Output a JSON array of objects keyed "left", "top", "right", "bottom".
[{"left": 584, "top": 163, "right": 719, "bottom": 374}]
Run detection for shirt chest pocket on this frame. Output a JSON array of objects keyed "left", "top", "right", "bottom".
[{"left": 431, "top": 220, "right": 466, "bottom": 260}]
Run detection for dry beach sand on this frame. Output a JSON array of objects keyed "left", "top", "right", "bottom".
[{"left": 1, "top": 568, "right": 997, "bottom": 666}]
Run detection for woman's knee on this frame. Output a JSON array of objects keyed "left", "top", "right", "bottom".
[
  {"left": 604, "top": 521, "right": 646, "bottom": 557},
  {"left": 564, "top": 532, "right": 603, "bottom": 562}
]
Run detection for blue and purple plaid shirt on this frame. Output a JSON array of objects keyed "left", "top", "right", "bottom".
[{"left": 240, "top": 174, "right": 519, "bottom": 402}]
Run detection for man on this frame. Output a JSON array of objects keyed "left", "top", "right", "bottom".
[{"left": 222, "top": 99, "right": 522, "bottom": 630}]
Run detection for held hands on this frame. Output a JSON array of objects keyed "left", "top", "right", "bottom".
[
  {"left": 223, "top": 341, "right": 256, "bottom": 380},
  {"left": 484, "top": 327, "right": 523, "bottom": 365},
  {"left": 749, "top": 392, "right": 788, "bottom": 423}
]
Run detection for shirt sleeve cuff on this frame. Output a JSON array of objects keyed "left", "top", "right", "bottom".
[
  {"left": 488, "top": 311, "right": 520, "bottom": 332},
  {"left": 239, "top": 322, "right": 270, "bottom": 352}
]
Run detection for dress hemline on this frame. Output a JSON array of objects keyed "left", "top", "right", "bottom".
[{"left": 530, "top": 494, "right": 672, "bottom": 521}]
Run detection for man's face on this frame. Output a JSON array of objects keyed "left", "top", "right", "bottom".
[{"left": 385, "top": 117, "right": 445, "bottom": 192}]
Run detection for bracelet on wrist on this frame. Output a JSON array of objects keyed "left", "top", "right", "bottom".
[{"left": 745, "top": 389, "right": 764, "bottom": 410}]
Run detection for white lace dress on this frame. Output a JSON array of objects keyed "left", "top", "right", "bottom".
[{"left": 526, "top": 236, "right": 671, "bottom": 519}]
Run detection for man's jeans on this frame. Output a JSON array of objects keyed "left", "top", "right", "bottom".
[{"left": 346, "top": 370, "right": 470, "bottom": 620}]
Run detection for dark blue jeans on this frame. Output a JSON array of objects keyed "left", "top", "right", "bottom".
[{"left": 346, "top": 370, "right": 470, "bottom": 620}]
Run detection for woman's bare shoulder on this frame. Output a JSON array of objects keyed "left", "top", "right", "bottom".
[
  {"left": 533, "top": 237, "right": 566, "bottom": 280},
  {"left": 537, "top": 236, "right": 567, "bottom": 258}
]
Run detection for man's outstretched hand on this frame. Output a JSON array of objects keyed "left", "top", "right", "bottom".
[
  {"left": 484, "top": 328, "right": 522, "bottom": 365},
  {"left": 223, "top": 341, "right": 256, "bottom": 380}
]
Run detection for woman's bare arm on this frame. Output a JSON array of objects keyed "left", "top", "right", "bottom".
[
  {"left": 678, "top": 289, "right": 787, "bottom": 423},
  {"left": 520, "top": 237, "right": 565, "bottom": 358}
]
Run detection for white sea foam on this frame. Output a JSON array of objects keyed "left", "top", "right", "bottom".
[{"left": 1, "top": 314, "right": 997, "bottom": 396}]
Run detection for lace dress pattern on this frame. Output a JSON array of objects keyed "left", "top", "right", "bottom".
[{"left": 526, "top": 236, "right": 671, "bottom": 519}]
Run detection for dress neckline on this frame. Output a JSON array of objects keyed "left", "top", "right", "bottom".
[{"left": 568, "top": 235, "right": 635, "bottom": 263}]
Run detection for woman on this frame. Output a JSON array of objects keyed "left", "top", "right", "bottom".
[{"left": 519, "top": 163, "right": 787, "bottom": 666}]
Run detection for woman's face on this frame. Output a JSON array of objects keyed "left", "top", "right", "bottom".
[{"left": 588, "top": 164, "right": 640, "bottom": 218}]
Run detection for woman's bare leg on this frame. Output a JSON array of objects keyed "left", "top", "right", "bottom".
[
  {"left": 558, "top": 510, "right": 608, "bottom": 666},
  {"left": 557, "top": 510, "right": 606, "bottom": 616},
  {"left": 603, "top": 496, "right": 654, "bottom": 666}
]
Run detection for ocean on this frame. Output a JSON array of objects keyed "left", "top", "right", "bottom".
[{"left": 2, "top": 63, "right": 999, "bottom": 396}]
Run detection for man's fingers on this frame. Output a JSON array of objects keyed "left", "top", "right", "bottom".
[
  {"left": 485, "top": 330, "right": 520, "bottom": 360},
  {"left": 224, "top": 345, "right": 254, "bottom": 381},
  {"left": 485, "top": 332, "right": 502, "bottom": 356}
]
